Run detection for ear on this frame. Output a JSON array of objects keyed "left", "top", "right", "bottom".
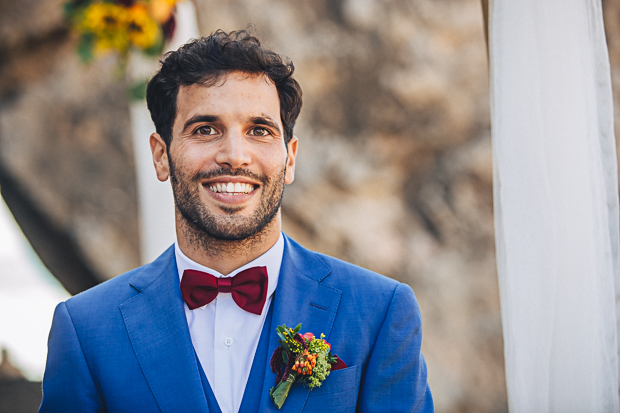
[
  {"left": 150, "top": 133, "right": 170, "bottom": 182},
  {"left": 284, "top": 136, "right": 298, "bottom": 184}
]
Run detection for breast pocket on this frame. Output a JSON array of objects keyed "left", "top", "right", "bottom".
[{"left": 303, "top": 365, "right": 358, "bottom": 413}]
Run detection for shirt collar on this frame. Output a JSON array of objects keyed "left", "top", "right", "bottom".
[{"left": 175, "top": 232, "right": 284, "bottom": 299}]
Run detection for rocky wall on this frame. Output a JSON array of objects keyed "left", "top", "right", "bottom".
[
  {"left": 13, "top": 0, "right": 620, "bottom": 411},
  {"left": 0, "top": 0, "right": 140, "bottom": 287}
]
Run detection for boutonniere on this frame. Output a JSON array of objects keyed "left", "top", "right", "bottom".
[{"left": 269, "top": 324, "right": 346, "bottom": 409}]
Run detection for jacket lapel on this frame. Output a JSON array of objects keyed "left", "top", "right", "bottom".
[
  {"left": 257, "top": 235, "right": 343, "bottom": 413},
  {"left": 119, "top": 246, "right": 209, "bottom": 413}
]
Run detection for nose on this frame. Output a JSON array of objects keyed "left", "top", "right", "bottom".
[{"left": 214, "top": 130, "right": 251, "bottom": 169}]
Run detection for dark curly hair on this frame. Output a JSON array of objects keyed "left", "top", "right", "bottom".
[{"left": 146, "top": 28, "right": 303, "bottom": 147}]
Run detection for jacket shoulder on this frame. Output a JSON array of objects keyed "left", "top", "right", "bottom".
[
  {"left": 284, "top": 235, "right": 410, "bottom": 305},
  {"left": 64, "top": 245, "right": 175, "bottom": 315},
  {"left": 318, "top": 251, "right": 400, "bottom": 290}
]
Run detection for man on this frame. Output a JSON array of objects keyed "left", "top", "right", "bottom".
[{"left": 39, "top": 29, "right": 433, "bottom": 413}]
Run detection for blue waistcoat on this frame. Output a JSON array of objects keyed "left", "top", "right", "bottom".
[{"left": 197, "top": 302, "right": 274, "bottom": 413}]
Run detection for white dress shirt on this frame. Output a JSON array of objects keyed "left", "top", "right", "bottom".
[{"left": 175, "top": 233, "right": 283, "bottom": 413}]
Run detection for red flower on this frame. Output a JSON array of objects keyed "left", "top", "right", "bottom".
[
  {"left": 162, "top": 15, "right": 175, "bottom": 41},
  {"left": 294, "top": 333, "right": 308, "bottom": 350},
  {"left": 270, "top": 347, "right": 285, "bottom": 383},
  {"left": 303, "top": 332, "right": 315, "bottom": 342}
]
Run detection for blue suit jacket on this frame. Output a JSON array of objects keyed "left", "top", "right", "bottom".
[{"left": 39, "top": 235, "right": 433, "bottom": 412}]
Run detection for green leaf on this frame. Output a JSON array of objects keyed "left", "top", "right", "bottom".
[
  {"left": 276, "top": 324, "right": 291, "bottom": 351},
  {"left": 77, "top": 34, "right": 94, "bottom": 63},
  {"left": 276, "top": 326, "right": 287, "bottom": 342},
  {"left": 128, "top": 79, "right": 148, "bottom": 101},
  {"left": 63, "top": 1, "right": 75, "bottom": 17},
  {"left": 142, "top": 33, "right": 165, "bottom": 58}
]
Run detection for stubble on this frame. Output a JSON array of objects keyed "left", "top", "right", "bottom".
[{"left": 169, "top": 159, "right": 286, "bottom": 257}]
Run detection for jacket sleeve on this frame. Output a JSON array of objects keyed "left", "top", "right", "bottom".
[
  {"left": 39, "top": 302, "right": 106, "bottom": 413},
  {"left": 358, "top": 283, "right": 434, "bottom": 413}
]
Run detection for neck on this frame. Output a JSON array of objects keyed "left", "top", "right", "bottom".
[{"left": 175, "top": 213, "right": 282, "bottom": 275}]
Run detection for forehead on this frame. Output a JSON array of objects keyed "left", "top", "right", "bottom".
[{"left": 175, "top": 72, "right": 281, "bottom": 125}]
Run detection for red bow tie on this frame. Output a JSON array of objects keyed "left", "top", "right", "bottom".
[{"left": 180, "top": 267, "right": 268, "bottom": 315}]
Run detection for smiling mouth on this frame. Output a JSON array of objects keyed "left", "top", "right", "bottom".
[{"left": 206, "top": 182, "right": 256, "bottom": 195}]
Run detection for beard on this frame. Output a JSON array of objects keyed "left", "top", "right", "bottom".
[{"left": 168, "top": 158, "right": 286, "bottom": 244}]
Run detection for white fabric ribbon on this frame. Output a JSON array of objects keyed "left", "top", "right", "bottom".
[{"left": 489, "top": 0, "right": 620, "bottom": 411}]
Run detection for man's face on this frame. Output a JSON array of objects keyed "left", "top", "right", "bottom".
[{"left": 151, "top": 72, "right": 297, "bottom": 241}]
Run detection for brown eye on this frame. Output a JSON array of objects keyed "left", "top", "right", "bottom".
[
  {"left": 196, "top": 126, "right": 216, "bottom": 135},
  {"left": 251, "top": 127, "right": 269, "bottom": 136}
]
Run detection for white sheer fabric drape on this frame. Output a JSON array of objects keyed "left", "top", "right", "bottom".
[
  {"left": 131, "top": 0, "right": 200, "bottom": 263},
  {"left": 489, "top": 0, "right": 620, "bottom": 411}
]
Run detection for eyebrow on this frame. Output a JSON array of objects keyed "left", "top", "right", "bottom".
[
  {"left": 182, "top": 115, "right": 219, "bottom": 131},
  {"left": 250, "top": 116, "right": 282, "bottom": 135}
]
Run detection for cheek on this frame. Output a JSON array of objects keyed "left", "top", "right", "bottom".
[
  {"left": 254, "top": 147, "right": 288, "bottom": 170},
  {"left": 172, "top": 145, "right": 214, "bottom": 172},
  {"left": 267, "top": 157, "right": 289, "bottom": 181}
]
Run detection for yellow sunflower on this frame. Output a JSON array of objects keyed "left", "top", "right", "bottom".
[
  {"left": 126, "top": 4, "right": 161, "bottom": 49},
  {"left": 81, "top": 3, "right": 127, "bottom": 33},
  {"left": 92, "top": 31, "right": 130, "bottom": 55},
  {"left": 148, "top": 0, "right": 179, "bottom": 23},
  {"left": 79, "top": 3, "right": 131, "bottom": 55}
]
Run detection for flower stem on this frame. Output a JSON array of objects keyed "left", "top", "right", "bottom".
[{"left": 270, "top": 373, "right": 297, "bottom": 409}]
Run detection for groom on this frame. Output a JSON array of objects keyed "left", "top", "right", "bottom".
[{"left": 39, "top": 29, "right": 433, "bottom": 412}]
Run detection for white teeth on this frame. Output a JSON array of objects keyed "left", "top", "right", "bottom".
[{"left": 209, "top": 182, "right": 254, "bottom": 194}]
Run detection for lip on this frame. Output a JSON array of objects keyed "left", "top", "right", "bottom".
[
  {"left": 205, "top": 189, "right": 255, "bottom": 205},
  {"left": 201, "top": 176, "right": 261, "bottom": 186}
]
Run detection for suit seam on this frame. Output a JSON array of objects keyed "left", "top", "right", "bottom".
[
  {"left": 129, "top": 247, "right": 177, "bottom": 293},
  {"left": 318, "top": 282, "right": 340, "bottom": 294},
  {"left": 312, "top": 255, "right": 333, "bottom": 281},
  {"left": 62, "top": 302, "right": 107, "bottom": 408},
  {"left": 317, "top": 282, "right": 342, "bottom": 344},
  {"left": 284, "top": 235, "right": 332, "bottom": 282},
  {"left": 292, "top": 256, "right": 330, "bottom": 282},
  {"left": 118, "top": 301, "right": 166, "bottom": 412},
  {"left": 356, "top": 284, "right": 400, "bottom": 409},
  {"left": 308, "top": 386, "right": 357, "bottom": 398},
  {"left": 284, "top": 241, "right": 343, "bottom": 353},
  {"left": 308, "top": 366, "right": 358, "bottom": 397},
  {"left": 362, "top": 283, "right": 400, "bottom": 373}
]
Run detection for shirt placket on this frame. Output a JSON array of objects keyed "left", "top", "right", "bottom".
[{"left": 213, "top": 291, "right": 238, "bottom": 413}]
